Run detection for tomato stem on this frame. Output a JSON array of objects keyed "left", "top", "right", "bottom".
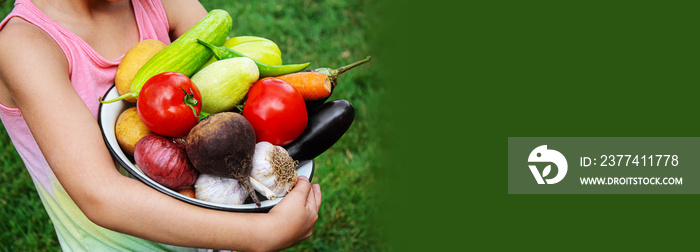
[
  {"left": 181, "top": 87, "right": 200, "bottom": 119},
  {"left": 235, "top": 104, "right": 245, "bottom": 112},
  {"left": 199, "top": 111, "right": 211, "bottom": 121}
]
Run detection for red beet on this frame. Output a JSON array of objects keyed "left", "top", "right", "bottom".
[
  {"left": 185, "top": 112, "right": 260, "bottom": 206},
  {"left": 134, "top": 134, "right": 199, "bottom": 191}
]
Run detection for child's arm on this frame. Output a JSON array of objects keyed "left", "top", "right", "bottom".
[
  {"left": 0, "top": 12, "right": 321, "bottom": 252},
  {"left": 161, "top": 0, "right": 210, "bottom": 40}
]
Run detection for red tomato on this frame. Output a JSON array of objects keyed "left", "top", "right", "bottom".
[
  {"left": 242, "top": 78, "right": 308, "bottom": 146},
  {"left": 137, "top": 72, "right": 202, "bottom": 137}
]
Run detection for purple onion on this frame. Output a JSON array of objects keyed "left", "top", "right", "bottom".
[{"left": 134, "top": 134, "right": 198, "bottom": 191}]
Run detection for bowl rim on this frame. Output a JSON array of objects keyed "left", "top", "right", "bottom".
[{"left": 97, "top": 85, "right": 314, "bottom": 212}]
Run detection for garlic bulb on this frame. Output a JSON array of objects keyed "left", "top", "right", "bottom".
[
  {"left": 194, "top": 173, "right": 248, "bottom": 205},
  {"left": 250, "top": 141, "right": 298, "bottom": 199}
]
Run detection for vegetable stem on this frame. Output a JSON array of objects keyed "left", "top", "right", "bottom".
[
  {"left": 313, "top": 56, "right": 371, "bottom": 87},
  {"left": 250, "top": 177, "right": 276, "bottom": 200},
  {"left": 198, "top": 111, "right": 211, "bottom": 121},
  {"left": 197, "top": 39, "right": 311, "bottom": 77},
  {"left": 197, "top": 39, "right": 227, "bottom": 60},
  {"left": 99, "top": 93, "right": 133, "bottom": 104},
  {"left": 334, "top": 56, "right": 371, "bottom": 76},
  {"left": 181, "top": 87, "right": 200, "bottom": 119}
]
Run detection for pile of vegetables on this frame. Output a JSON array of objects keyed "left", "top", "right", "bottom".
[{"left": 103, "top": 9, "right": 369, "bottom": 207}]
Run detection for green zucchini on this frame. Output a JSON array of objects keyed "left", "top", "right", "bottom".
[{"left": 101, "top": 9, "right": 232, "bottom": 103}]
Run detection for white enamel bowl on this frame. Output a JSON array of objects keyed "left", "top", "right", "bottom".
[{"left": 98, "top": 85, "right": 314, "bottom": 212}]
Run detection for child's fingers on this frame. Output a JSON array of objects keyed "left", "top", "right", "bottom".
[
  {"left": 298, "top": 176, "right": 318, "bottom": 211},
  {"left": 296, "top": 176, "right": 321, "bottom": 212},
  {"left": 312, "top": 184, "right": 322, "bottom": 212},
  {"left": 305, "top": 180, "right": 316, "bottom": 210},
  {"left": 287, "top": 176, "right": 311, "bottom": 204}
]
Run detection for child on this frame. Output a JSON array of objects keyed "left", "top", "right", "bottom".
[{"left": 0, "top": 0, "right": 322, "bottom": 251}]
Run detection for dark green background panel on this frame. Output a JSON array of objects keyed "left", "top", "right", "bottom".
[{"left": 379, "top": 0, "right": 699, "bottom": 251}]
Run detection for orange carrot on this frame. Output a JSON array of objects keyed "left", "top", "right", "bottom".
[
  {"left": 271, "top": 56, "right": 371, "bottom": 101},
  {"left": 178, "top": 187, "right": 196, "bottom": 198},
  {"left": 273, "top": 72, "right": 332, "bottom": 101}
]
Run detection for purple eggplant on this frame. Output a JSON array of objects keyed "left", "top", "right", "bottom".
[{"left": 284, "top": 100, "right": 355, "bottom": 161}]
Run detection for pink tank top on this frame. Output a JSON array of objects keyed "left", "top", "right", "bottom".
[{"left": 0, "top": 1, "right": 198, "bottom": 251}]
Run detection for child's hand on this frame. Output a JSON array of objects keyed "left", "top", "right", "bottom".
[{"left": 266, "top": 176, "right": 322, "bottom": 249}]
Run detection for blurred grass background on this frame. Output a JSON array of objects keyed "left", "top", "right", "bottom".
[{"left": 0, "top": 0, "right": 386, "bottom": 250}]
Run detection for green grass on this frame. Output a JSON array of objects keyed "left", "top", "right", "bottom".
[
  {"left": 0, "top": 124, "right": 59, "bottom": 250},
  {"left": 1, "top": 0, "right": 385, "bottom": 251}
]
